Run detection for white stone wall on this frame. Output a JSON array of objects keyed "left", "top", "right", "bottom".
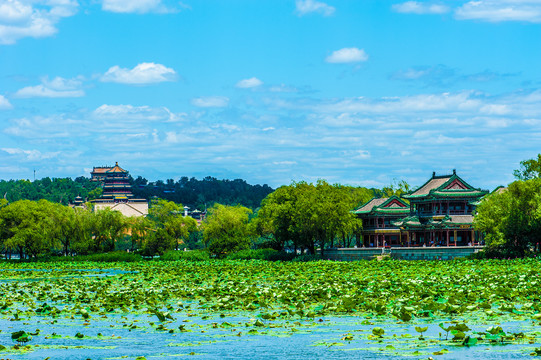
[{"left": 94, "top": 201, "right": 148, "bottom": 217}]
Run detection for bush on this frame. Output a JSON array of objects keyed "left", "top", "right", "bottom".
[
  {"left": 159, "top": 249, "right": 210, "bottom": 261},
  {"left": 19, "top": 251, "right": 143, "bottom": 263},
  {"left": 467, "top": 245, "right": 533, "bottom": 260},
  {"left": 225, "top": 248, "right": 297, "bottom": 261},
  {"left": 226, "top": 248, "right": 277, "bottom": 260},
  {"left": 291, "top": 253, "right": 322, "bottom": 262}
]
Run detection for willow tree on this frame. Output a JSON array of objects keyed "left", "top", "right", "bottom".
[
  {"left": 0, "top": 200, "right": 56, "bottom": 258},
  {"left": 201, "top": 204, "right": 253, "bottom": 256}
]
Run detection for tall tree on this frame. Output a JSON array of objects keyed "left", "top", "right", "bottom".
[
  {"left": 0, "top": 200, "right": 56, "bottom": 258},
  {"left": 513, "top": 154, "right": 541, "bottom": 180},
  {"left": 474, "top": 178, "right": 541, "bottom": 256},
  {"left": 89, "top": 208, "right": 127, "bottom": 252},
  {"left": 201, "top": 204, "right": 253, "bottom": 256},
  {"left": 256, "top": 181, "right": 367, "bottom": 254}
]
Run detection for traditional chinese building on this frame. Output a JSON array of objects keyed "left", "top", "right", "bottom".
[
  {"left": 91, "top": 162, "right": 148, "bottom": 217},
  {"left": 393, "top": 170, "right": 488, "bottom": 247},
  {"left": 90, "top": 166, "right": 111, "bottom": 182},
  {"left": 353, "top": 195, "right": 410, "bottom": 247}
]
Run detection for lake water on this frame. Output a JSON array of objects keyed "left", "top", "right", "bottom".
[{"left": 1, "top": 307, "right": 539, "bottom": 359}]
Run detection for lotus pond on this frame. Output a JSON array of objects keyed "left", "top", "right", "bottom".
[{"left": 1, "top": 258, "right": 541, "bottom": 359}]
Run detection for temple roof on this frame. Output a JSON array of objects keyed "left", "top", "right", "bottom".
[
  {"left": 403, "top": 170, "right": 488, "bottom": 200},
  {"left": 91, "top": 167, "right": 111, "bottom": 174},
  {"left": 106, "top": 162, "right": 128, "bottom": 174},
  {"left": 353, "top": 195, "right": 409, "bottom": 215}
]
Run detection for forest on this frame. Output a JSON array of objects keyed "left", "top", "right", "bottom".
[{"left": 0, "top": 175, "right": 274, "bottom": 210}]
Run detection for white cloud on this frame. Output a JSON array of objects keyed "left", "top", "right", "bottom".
[
  {"left": 100, "top": 63, "right": 177, "bottom": 84},
  {"left": 2, "top": 147, "right": 58, "bottom": 161},
  {"left": 0, "top": 0, "right": 78, "bottom": 45},
  {"left": 455, "top": 0, "right": 541, "bottom": 22},
  {"left": 101, "top": 0, "right": 175, "bottom": 14},
  {"left": 269, "top": 84, "right": 298, "bottom": 93},
  {"left": 94, "top": 104, "right": 184, "bottom": 121},
  {"left": 295, "top": 0, "right": 335, "bottom": 16},
  {"left": 14, "top": 76, "right": 85, "bottom": 98},
  {"left": 0, "top": 95, "right": 12, "bottom": 109},
  {"left": 315, "top": 91, "right": 483, "bottom": 114},
  {"left": 191, "top": 96, "right": 229, "bottom": 108},
  {"left": 392, "top": 1, "right": 450, "bottom": 14},
  {"left": 273, "top": 161, "right": 297, "bottom": 165},
  {"left": 236, "top": 77, "right": 263, "bottom": 89},
  {"left": 325, "top": 47, "right": 369, "bottom": 63}
]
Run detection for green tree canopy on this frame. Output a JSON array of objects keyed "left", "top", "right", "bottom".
[
  {"left": 0, "top": 200, "right": 58, "bottom": 258},
  {"left": 474, "top": 178, "right": 541, "bottom": 256},
  {"left": 513, "top": 154, "right": 541, "bottom": 180},
  {"left": 201, "top": 204, "right": 253, "bottom": 256},
  {"left": 255, "top": 181, "right": 369, "bottom": 254}
]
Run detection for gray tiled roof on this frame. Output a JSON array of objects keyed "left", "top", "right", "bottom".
[
  {"left": 410, "top": 177, "right": 451, "bottom": 196},
  {"left": 354, "top": 197, "right": 388, "bottom": 213}
]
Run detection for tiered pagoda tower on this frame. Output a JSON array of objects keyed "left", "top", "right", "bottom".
[
  {"left": 100, "top": 162, "right": 134, "bottom": 202},
  {"left": 91, "top": 162, "right": 148, "bottom": 217}
]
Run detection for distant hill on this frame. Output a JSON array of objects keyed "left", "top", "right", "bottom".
[
  {"left": 130, "top": 176, "right": 274, "bottom": 210},
  {"left": 0, "top": 176, "right": 274, "bottom": 210}
]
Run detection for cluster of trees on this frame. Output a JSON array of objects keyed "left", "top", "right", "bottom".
[
  {"left": 201, "top": 180, "right": 409, "bottom": 256},
  {"left": 0, "top": 178, "right": 397, "bottom": 259},
  {"left": 131, "top": 176, "right": 273, "bottom": 210},
  {"left": 0, "top": 177, "right": 102, "bottom": 205},
  {"left": 474, "top": 155, "right": 541, "bottom": 257},
  {"left": 254, "top": 181, "right": 374, "bottom": 254},
  {"left": 0, "top": 198, "right": 199, "bottom": 259}
]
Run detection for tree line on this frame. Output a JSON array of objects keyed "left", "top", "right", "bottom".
[
  {"left": 0, "top": 177, "right": 102, "bottom": 205},
  {"left": 0, "top": 179, "right": 409, "bottom": 259},
  {"left": 0, "top": 175, "right": 274, "bottom": 211}
]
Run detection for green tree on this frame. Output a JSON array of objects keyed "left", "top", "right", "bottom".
[
  {"left": 0, "top": 200, "right": 56, "bottom": 258},
  {"left": 148, "top": 199, "right": 181, "bottom": 225},
  {"left": 128, "top": 216, "right": 153, "bottom": 252},
  {"left": 380, "top": 179, "right": 411, "bottom": 198},
  {"left": 256, "top": 181, "right": 366, "bottom": 254},
  {"left": 474, "top": 178, "right": 541, "bottom": 256},
  {"left": 143, "top": 199, "right": 198, "bottom": 255},
  {"left": 513, "top": 154, "right": 541, "bottom": 180},
  {"left": 201, "top": 204, "right": 253, "bottom": 256},
  {"left": 165, "top": 215, "right": 198, "bottom": 250},
  {"left": 254, "top": 184, "right": 300, "bottom": 251},
  {"left": 89, "top": 208, "right": 127, "bottom": 252},
  {"left": 50, "top": 206, "right": 93, "bottom": 256}
]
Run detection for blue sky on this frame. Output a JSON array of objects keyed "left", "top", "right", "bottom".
[{"left": 0, "top": 0, "right": 540, "bottom": 190}]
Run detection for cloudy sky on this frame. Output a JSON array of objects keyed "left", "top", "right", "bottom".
[{"left": 1, "top": 0, "right": 540, "bottom": 189}]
